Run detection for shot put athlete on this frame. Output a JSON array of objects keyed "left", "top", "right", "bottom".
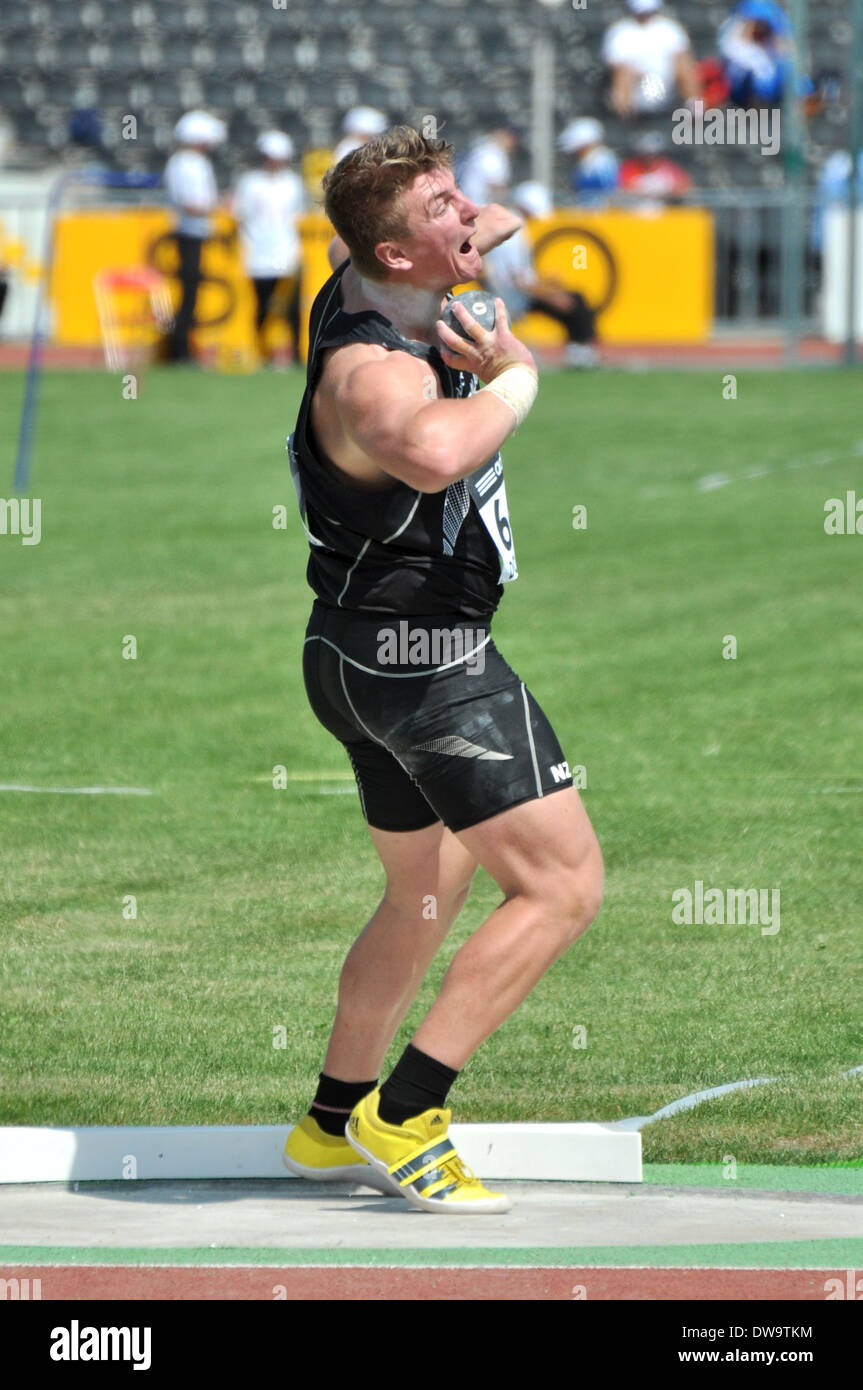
[{"left": 283, "top": 127, "right": 603, "bottom": 1213}]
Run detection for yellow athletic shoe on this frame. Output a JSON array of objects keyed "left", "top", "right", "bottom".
[
  {"left": 346, "top": 1087, "right": 512, "bottom": 1214},
  {"left": 283, "top": 1115, "right": 398, "bottom": 1194}
]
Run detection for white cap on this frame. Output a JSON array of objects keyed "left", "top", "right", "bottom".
[
  {"left": 256, "top": 130, "right": 294, "bottom": 161},
  {"left": 512, "top": 181, "right": 553, "bottom": 218},
  {"left": 342, "top": 106, "right": 387, "bottom": 137},
  {"left": 627, "top": 0, "right": 662, "bottom": 13},
  {"left": 557, "top": 117, "right": 604, "bottom": 153},
  {"left": 174, "top": 110, "right": 226, "bottom": 147}
]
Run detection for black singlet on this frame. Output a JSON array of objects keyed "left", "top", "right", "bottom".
[{"left": 288, "top": 260, "right": 518, "bottom": 620}]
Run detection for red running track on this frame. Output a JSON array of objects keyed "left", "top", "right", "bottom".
[
  {"left": 1, "top": 340, "right": 861, "bottom": 371},
  {"left": 0, "top": 1266, "right": 844, "bottom": 1301}
]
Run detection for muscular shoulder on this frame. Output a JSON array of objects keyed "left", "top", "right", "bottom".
[
  {"left": 320, "top": 341, "right": 438, "bottom": 412},
  {"left": 311, "top": 344, "right": 440, "bottom": 489}
]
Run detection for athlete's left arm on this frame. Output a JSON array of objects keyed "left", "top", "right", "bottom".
[{"left": 472, "top": 204, "right": 524, "bottom": 255}]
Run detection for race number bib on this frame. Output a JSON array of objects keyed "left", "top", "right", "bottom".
[{"left": 467, "top": 453, "right": 518, "bottom": 583}]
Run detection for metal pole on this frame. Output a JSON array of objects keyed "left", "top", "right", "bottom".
[
  {"left": 844, "top": 0, "right": 863, "bottom": 365},
  {"left": 781, "top": 0, "right": 808, "bottom": 364},
  {"left": 13, "top": 171, "right": 69, "bottom": 493},
  {"left": 13, "top": 169, "right": 162, "bottom": 490},
  {"left": 531, "top": 35, "right": 555, "bottom": 193}
]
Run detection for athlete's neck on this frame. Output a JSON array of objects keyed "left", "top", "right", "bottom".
[{"left": 351, "top": 270, "right": 443, "bottom": 344}]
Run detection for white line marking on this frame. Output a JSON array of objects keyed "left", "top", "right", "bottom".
[
  {"left": 251, "top": 772, "right": 353, "bottom": 783},
  {"left": 810, "top": 786, "right": 863, "bottom": 795},
  {"left": 613, "top": 1064, "right": 863, "bottom": 1130},
  {"left": 695, "top": 442, "right": 863, "bottom": 495},
  {"left": 0, "top": 784, "right": 152, "bottom": 796},
  {"left": 612, "top": 1077, "right": 778, "bottom": 1131},
  {"left": 0, "top": 1260, "right": 834, "bottom": 1271},
  {"left": 696, "top": 472, "right": 732, "bottom": 492}
]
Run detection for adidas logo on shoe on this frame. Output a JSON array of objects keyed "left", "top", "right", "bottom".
[
  {"left": 349, "top": 1116, "right": 359, "bottom": 1134},
  {"left": 430, "top": 1114, "right": 443, "bottom": 1125}
]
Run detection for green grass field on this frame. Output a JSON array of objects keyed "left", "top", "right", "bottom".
[{"left": 1, "top": 365, "right": 861, "bottom": 1165}]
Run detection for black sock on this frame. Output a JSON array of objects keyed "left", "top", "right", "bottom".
[
  {"left": 378, "top": 1044, "right": 460, "bottom": 1125},
  {"left": 309, "top": 1073, "right": 378, "bottom": 1137}
]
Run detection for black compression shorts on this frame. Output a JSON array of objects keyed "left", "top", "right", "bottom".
[{"left": 302, "top": 600, "right": 574, "bottom": 834}]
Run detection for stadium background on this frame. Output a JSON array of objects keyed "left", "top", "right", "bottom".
[
  {"left": 0, "top": 1, "right": 861, "bottom": 1167},
  {"left": 0, "top": 0, "right": 861, "bottom": 358}
]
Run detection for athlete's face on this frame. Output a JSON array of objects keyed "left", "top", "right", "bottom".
[{"left": 379, "top": 168, "right": 483, "bottom": 289}]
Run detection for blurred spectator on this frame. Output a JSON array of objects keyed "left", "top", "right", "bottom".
[
  {"left": 163, "top": 110, "right": 226, "bottom": 362},
  {"left": 619, "top": 130, "right": 692, "bottom": 202},
  {"left": 810, "top": 148, "right": 863, "bottom": 253},
  {"left": 0, "top": 111, "right": 12, "bottom": 166},
  {"left": 233, "top": 131, "right": 306, "bottom": 363},
  {"left": 717, "top": 1, "right": 807, "bottom": 108},
  {"left": 65, "top": 106, "right": 119, "bottom": 187},
  {"left": 333, "top": 107, "right": 388, "bottom": 164},
  {"left": 68, "top": 108, "right": 106, "bottom": 155},
  {"left": 482, "top": 181, "right": 599, "bottom": 368},
  {"left": 804, "top": 68, "right": 842, "bottom": 122},
  {"left": 457, "top": 126, "right": 520, "bottom": 207},
  {"left": 558, "top": 118, "right": 619, "bottom": 208},
  {"left": 694, "top": 57, "right": 731, "bottom": 108},
  {"left": 603, "top": 0, "right": 697, "bottom": 117}
]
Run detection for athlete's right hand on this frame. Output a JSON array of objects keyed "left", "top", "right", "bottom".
[{"left": 436, "top": 297, "right": 537, "bottom": 385}]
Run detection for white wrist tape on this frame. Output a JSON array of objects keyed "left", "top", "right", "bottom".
[{"left": 480, "top": 364, "right": 538, "bottom": 428}]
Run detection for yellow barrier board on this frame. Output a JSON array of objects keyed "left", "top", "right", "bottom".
[
  {"left": 52, "top": 209, "right": 257, "bottom": 359},
  {"left": 51, "top": 205, "right": 713, "bottom": 353},
  {"left": 296, "top": 211, "right": 336, "bottom": 361},
  {"left": 290, "top": 209, "right": 714, "bottom": 347},
  {"left": 526, "top": 208, "right": 714, "bottom": 343}
]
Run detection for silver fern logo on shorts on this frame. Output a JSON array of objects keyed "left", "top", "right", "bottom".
[{"left": 412, "top": 735, "right": 511, "bottom": 762}]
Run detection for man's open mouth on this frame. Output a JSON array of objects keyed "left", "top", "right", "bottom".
[{"left": 459, "top": 238, "right": 473, "bottom": 254}]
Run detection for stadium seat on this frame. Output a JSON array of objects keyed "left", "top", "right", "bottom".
[{"left": 0, "top": 0, "right": 845, "bottom": 202}]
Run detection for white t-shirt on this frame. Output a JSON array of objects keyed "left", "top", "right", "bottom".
[
  {"left": 164, "top": 149, "right": 218, "bottom": 238},
  {"left": 602, "top": 15, "right": 689, "bottom": 86},
  {"left": 458, "top": 140, "right": 511, "bottom": 207},
  {"left": 483, "top": 228, "right": 532, "bottom": 290},
  {"left": 233, "top": 168, "right": 305, "bottom": 278},
  {"left": 482, "top": 228, "right": 533, "bottom": 319}
]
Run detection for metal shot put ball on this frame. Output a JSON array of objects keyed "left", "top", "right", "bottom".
[{"left": 440, "top": 291, "right": 497, "bottom": 341}]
